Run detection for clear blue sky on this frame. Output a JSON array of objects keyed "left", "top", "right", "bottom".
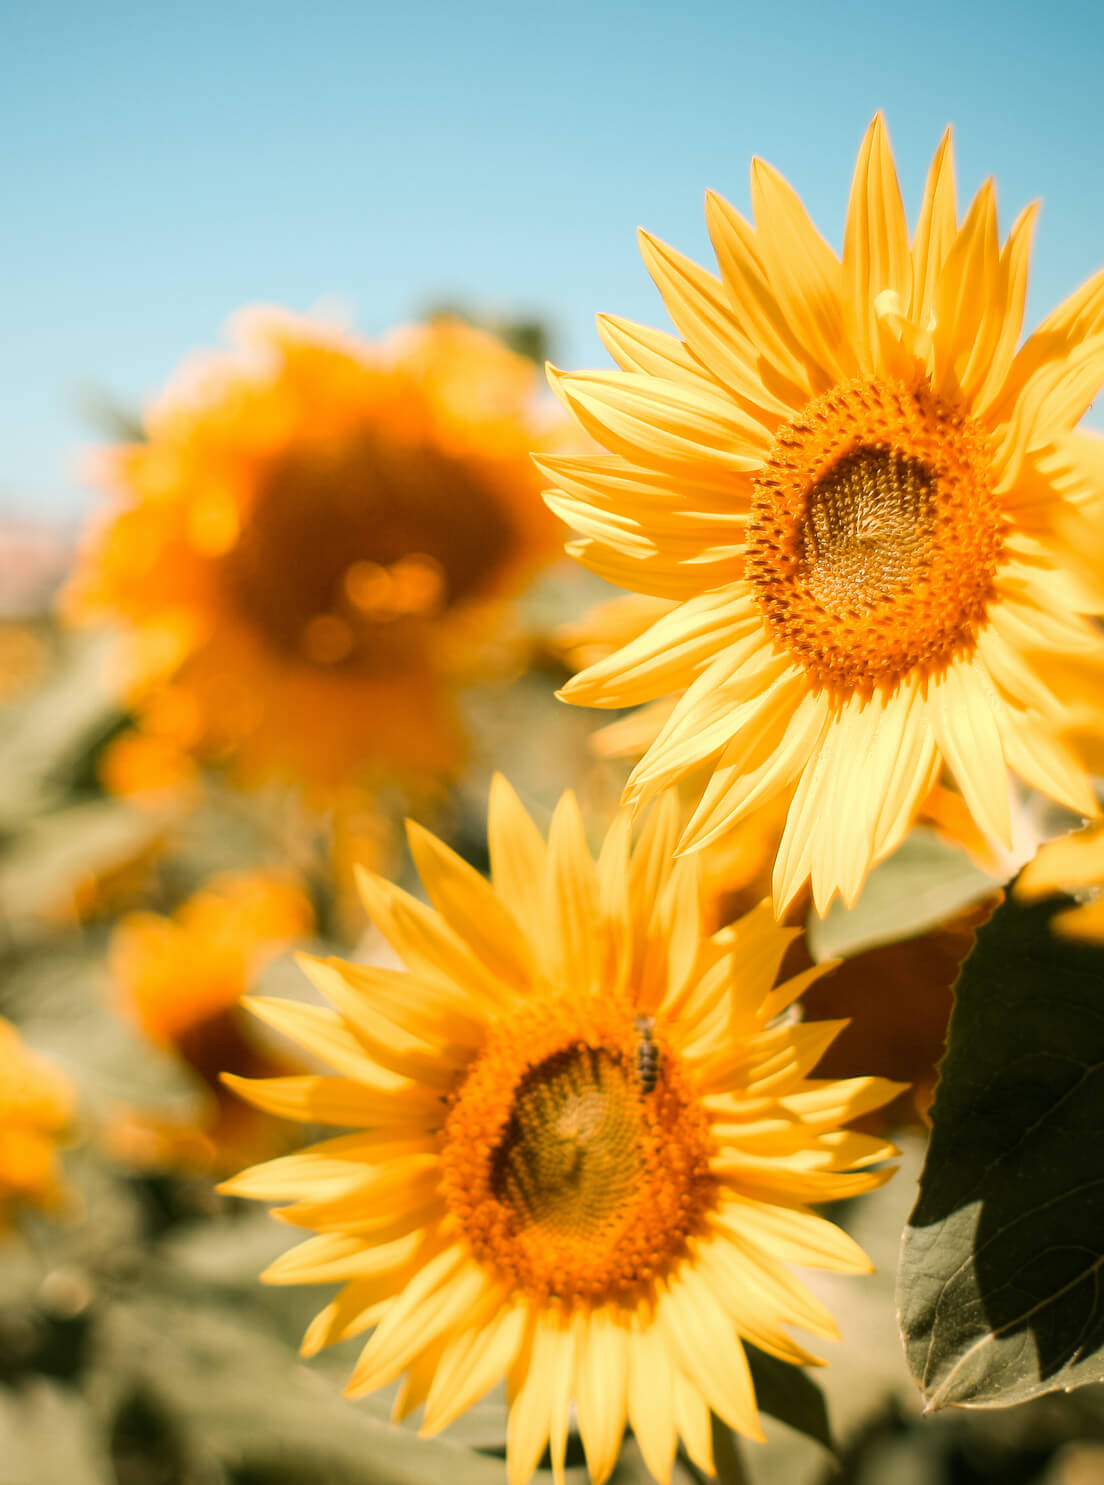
[{"left": 3, "top": 0, "right": 1103, "bottom": 521}]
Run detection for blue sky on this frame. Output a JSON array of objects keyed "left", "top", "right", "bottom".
[{"left": 3, "top": 0, "right": 1102, "bottom": 520}]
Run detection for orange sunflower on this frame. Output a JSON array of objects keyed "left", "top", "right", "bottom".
[
  {"left": 542, "top": 115, "right": 1104, "bottom": 914},
  {"left": 108, "top": 872, "right": 313, "bottom": 1170},
  {"left": 0, "top": 1018, "right": 73, "bottom": 1230},
  {"left": 221, "top": 780, "right": 901, "bottom": 1482},
  {"left": 68, "top": 311, "right": 562, "bottom": 796}
]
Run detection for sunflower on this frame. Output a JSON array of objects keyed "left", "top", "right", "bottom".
[
  {"left": 0, "top": 1017, "right": 73, "bottom": 1229},
  {"left": 541, "top": 115, "right": 1104, "bottom": 914},
  {"left": 220, "top": 780, "right": 901, "bottom": 1483},
  {"left": 109, "top": 872, "right": 313, "bottom": 1170},
  {"left": 67, "top": 311, "right": 561, "bottom": 796}
]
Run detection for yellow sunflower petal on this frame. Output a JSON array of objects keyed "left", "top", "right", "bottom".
[
  {"left": 219, "top": 1071, "right": 435, "bottom": 1123},
  {"left": 926, "top": 663, "right": 1012, "bottom": 848},
  {"left": 596, "top": 312, "right": 705, "bottom": 381},
  {"left": 713, "top": 1193, "right": 873, "bottom": 1273},
  {"left": 909, "top": 126, "right": 957, "bottom": 326},
  {"left": 637, "top": 229, "right": 788, "bottom": 424},
  {"left": 574, "top": 1308, "right": 630, "bottom": 1485},
  {"left": 405, "top": 820, "right": 532, "bottom": 987},
  {"left": 488, "top": 773, "right": 548, "bottom": 948},
  {"left": 422, "top": 1297, "right": 528, "bottom": 1435},
  {"left": 658, "top": 1272, "right": 764, "bottom": 1441},
  {"left": 749, "top": 156, "right": 854, "bottom": 387},
  {"left": 542, "top": 790, "right": 602, "bottom": 992},
  {"left": 844, "top": 113, "right": 910, "bottom": 371},
  {"left": 548, "top": 367, "right": 766, "bottom": 472}
]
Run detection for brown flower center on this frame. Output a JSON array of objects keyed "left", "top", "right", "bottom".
[
  {"left": 440, "top": 997, "right": 716, "bottom": 1303},
  {"left": 745, "top": 378, "right": 1005, "bottom": 696},
  {"left": 219, "top": 430, "right": 515, "bottom": 671}
]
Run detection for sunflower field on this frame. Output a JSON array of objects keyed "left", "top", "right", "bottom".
[{"left": 4, "top": 96, "right": 1104, "bottom": 1485}]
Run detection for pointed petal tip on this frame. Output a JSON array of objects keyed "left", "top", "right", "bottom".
[
  {"left": 292, "top": 947, "right": 326, "bottom": 977},
  {"left": 403, "top": 815, "right": 431, "bottom": 852}
]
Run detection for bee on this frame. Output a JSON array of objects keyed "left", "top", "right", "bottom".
[{"left": 633, "top": 1014, "right": 660, "bottom": 1096}]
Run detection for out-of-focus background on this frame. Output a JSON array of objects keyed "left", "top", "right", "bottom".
[{"left": 4, "top": 4, "right": 1104, "bottom": 1484}]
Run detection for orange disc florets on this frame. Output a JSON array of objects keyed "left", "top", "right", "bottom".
[
  {"left": 745, "top": 377, "right": 1005, "bottom": 697},
  {"left": 439, "top": 996, "right": 716, "bottom": 1304}
]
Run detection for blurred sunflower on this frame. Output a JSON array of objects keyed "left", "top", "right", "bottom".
[
  {"left": 1017, "top": 822, "right": 1104, "bottom": 941},
  {"left": 221, "top": 780, "right": 901, "bottom": 1483},
  {"left": 97, "top": 725, "right": 201, "bottom": 803},
  {"left": 108, "top": 872, "right": 313, "bottom": 1170},
  {"left": 0, "top": 621, "right": 48, "bottom": 703},
  {"left": 68, "top": 311, "right": 562, "bottom": 796},
  {"left": 543, "top": 114, "right": 1104, "bottom": 915},
  {"left": 0, "top": 1018, "right": 73, "bottom": 1230}
]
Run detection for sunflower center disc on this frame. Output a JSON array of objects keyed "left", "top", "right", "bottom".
[
  {"left": 801, "top": 445, "right": 936, "bottom": 607},
  {"left": 220, "top": 430, "right": 515, "bottom": 670},
  {"left": 491, "top": 1047, "right": 645, "bottom": 1237},
  {"left": 440, "top": 1001, "right": 716, "bottom": 1302},
  {"left": 745, "top": 377, "right": 1005, "bottom": 696}
]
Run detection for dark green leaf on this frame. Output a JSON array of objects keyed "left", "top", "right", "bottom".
[
  {"left": 898, "top": 891, "right": 1104, "bottom": 1409},
  {"left": 745, "top": 1346, "right": 834, "bottom": 1455},
  {"left": 709, "top": 1415, "right": 752, "bottom": 1484}
]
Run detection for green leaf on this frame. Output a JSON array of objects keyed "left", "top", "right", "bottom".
[
  {"left": 807, "top": 828, "right": 997, "bottom": 961},
  {"left": 0, "top": 1381, "right": 114, "bottom": 1485},
  {"left": 4, "top": 952, "right": 206, "bottom": 1118},
  {"left": 0, "top": 797, "right": 170, "bottom": 946},
  {"left": 898, "top": 891, "right": 1104, "bottom": 1409},
  {"left": 98, "top": 1294, "right": 513, "bottom": 1485},
  {"left": 0, "top": 631, "right": 122, "bottom": 832}
]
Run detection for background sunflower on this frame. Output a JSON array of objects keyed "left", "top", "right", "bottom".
[{"left": 66, "top": 310, "right": 565, "bottom": 798}]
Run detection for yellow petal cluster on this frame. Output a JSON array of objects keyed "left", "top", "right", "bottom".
[
  {"left": 112, "top": 872, "right": 313, "bottom": 1050},
  {"left": 1017, "top": 823, "right": 1104, "bottom": 941},
  {"left": 221, "top": 780, "right": 902, "bottom": 1483},
  {"left": 67, "top": 311, "right": 561, "bottom": 797},
  {"left": 543, "top": 115, "right": 1104, "bottom": 914},
  {"left": 107, "top": 873, "right": 313, "bottom": 1171},
  {"left": 0, "top": 1017, "right": 73, "bottom": 1229}
]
